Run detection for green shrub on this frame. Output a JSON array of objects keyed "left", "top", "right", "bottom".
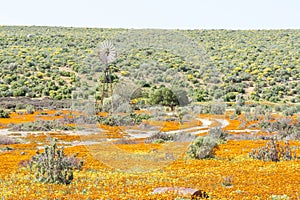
[
  {"left": 148, "top": 86, "right": 180, "bottom": 111},
  {"left": 208, "top": 127, "right": 228, "bottom": 142},
  {"left": 10, "top": 119, "right": 74, "bottom": 131},
  {"left": 283, "top": 106, "right": 298, "bottom": 116},
  {"left": 28, "top": 139, "right": 83, "bottom": 185},
  {"left": 153, "top": 139, "right": 165, "bottom": 144},
  {"left": 210, "top": 99, "right": 226, "bottom": 115},
  {"left": 54, "top": 111, "right": 63, "bottom": 116},
  {"left": 25, "top": 104, "right": 35, "bottom": 114},
  {"left": 145, "top": 132, "right": 195, "bottom": 144},
  {"left": 97, "top": 113, "right": 150, "bottom": 126},
  {"left": 145, "top": 132, "right": 174, "bottom": 144},
  {"left": 187, "top": 126, "right": 228, "bottom": 159},
  {"left": 234, "top": 106, "right": 242, "bottom": 115},
  {"left": 274, "top": 105, "right": 282, "bottom": 112},
  {"left": 0, "top": 108, "right": 10, "bottom": 118},
  {"left": 187, "top": 136, "right": 218, "bottom": 159}
]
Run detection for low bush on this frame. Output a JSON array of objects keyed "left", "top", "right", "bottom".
[
  {"left": 10, "top": 119, "right": 74, "bottom": 131},
  {"left": 249, "top": 139, "right": 297, "bottom": 162},
  {"left": 153, "top": 138, "right": 165, "bottom": 144},
  {"left": 210, "top": 99, "right": 226, "bottom": 115},
  {"left": 97, "top": 113, "right": 151, "bottom": 126},
  {"left": 259, "top": 117, "right": 300, "bottom": 140},
  {"left": 113, "top": 138, "right": 137, "bottom": 144},
  {"left": 283, "top": 106, "right": 298, "bottom": 116},
  {"left": 144, "top": 132, "right": 175, "bottom": 144},
  {"left": 0, "top": 108, "right": 10, "bottom": 118},
  {"left": 25, "top": 104, "right": 35, "bottom": 114},
  {"left": 54, "top": 111, "right": 63, "bottom": 116},
  {"left": 187, "top": 136, "right": 218, "bottom": 159},
  {"left": 144, "top": 132, "right": 195, "bottom": 144},
  {"left": 0, "top": 137, "right": 19, "bottom": 145},
  {"left": 234, "top": 106, "right": 242, "bottom": 115},
  {"left": 208, "top": 127, "right": 228, "bottom": 142},
  {"left": 27, "top": 139, "right": 83, "bottom": 185}
]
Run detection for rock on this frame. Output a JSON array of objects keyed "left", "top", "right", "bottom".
[
  {"left": 153, "top": 187, "right": 209, "bottom": 199},
  {"left": 191, "top": 190, "right": 209, "bottom": 199},
  {"left": 153, "top": 187, "right": 196, "bottom": 195}
]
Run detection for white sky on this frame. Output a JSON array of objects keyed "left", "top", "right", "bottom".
[{"left": 1, "top": 0, "right": 300, "bottom": 29}]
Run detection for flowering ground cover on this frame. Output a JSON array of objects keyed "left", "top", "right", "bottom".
[{"left": 0, "top": 111, "right": 299, "bottom": 199}]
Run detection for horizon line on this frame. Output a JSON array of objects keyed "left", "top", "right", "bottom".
[{"left": 1, "top": 24, "right": 300, "bottom": 31}]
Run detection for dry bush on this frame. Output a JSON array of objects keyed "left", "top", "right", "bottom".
[
  {"left": 27, "top": 139, "right": 83, "bottom": 185},
  {"left": 0, "top": 137, "right": 19, "bottom": 145},
  {"left": 249, "top": 139, "right": 297, "bottom": 162},
  {"left": 113, "top": 138, "right": 138, "bottom": 144}
]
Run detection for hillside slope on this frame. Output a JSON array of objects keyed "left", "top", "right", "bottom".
[{"left": 0, "top": 26, "right": 299, "bottom": 104}]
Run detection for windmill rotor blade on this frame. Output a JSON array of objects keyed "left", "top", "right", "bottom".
[{"left": 99, "top": 40, "right": 118, "bottom": 64}]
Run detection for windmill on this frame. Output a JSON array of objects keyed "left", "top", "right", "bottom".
[{"left": 98, "top": 41, "right": 118, "bottom": 108}]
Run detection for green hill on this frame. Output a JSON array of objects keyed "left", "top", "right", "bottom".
[{"left": 0, "top": 26, "right": 299, "bottom": 104}]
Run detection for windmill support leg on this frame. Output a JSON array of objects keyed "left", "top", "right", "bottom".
[
  {"left": 100, "top": 70, "right": 108, "bottom": 110},
  {"left": 109, "top": 69, "right": 113, "bottom": 96},
  {"left": 100, "top": 83, "right": 105, "bottom": 110},
  {"left": 109, "top": 69, "right": 113, "bottom": 113}
]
